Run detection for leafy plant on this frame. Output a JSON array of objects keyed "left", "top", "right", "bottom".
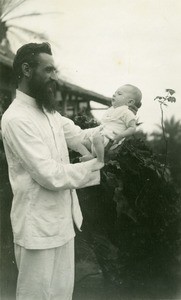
[
  {"left": 73, "top": 114, "right": 181, "bottom": 298},
  {"left": 154, "top": 89, "right": 176, "bottom": 176},
  {"left": 150, "top": 116, "right": 181, "bottom": 190}
]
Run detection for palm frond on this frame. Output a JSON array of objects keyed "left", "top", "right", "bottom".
[
  {"left": 1, "top": 0, "right": 26, "bottom": 20},
  {"left": 3, "top": 11, "right": 61, "bottom": 22},
  {"left": 0, "top": 0, "right": 14, "bottom": 14},
  {"left": 1, "top": 0, "right": 62, "bottom": 55},
  {"left": 8, "top": 24, "right": 47, "bottom": 40},
  {"left": 7, "top": 27, "right": 34, "bottom": 50},
  {"left": 8, "top": 28, "right": 59, "bottom": 55}
]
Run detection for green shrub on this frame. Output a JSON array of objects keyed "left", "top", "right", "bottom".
[{"left": 73, "top": 114, "right": 181, "bottom": 298}]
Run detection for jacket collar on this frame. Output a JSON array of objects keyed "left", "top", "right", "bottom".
[{"left": 15, "top": 90, "right": 38, "bottom": 109}]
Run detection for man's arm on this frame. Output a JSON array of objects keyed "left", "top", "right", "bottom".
[
  {"left": 3, "top": 117, "right": 103, "bottom": 191},
  {"left": 61, "top": 116, "right": 99, "bottom": 152}
]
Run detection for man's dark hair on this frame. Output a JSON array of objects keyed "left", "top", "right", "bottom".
[{"left": 13, "top": 42, "right": 52, "bottom": 82}]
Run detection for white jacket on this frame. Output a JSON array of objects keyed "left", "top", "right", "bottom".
[{"left": 2, "top": 90, "right": 101, "bottom": 249}]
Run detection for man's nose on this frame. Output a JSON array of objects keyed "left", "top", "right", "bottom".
[{"left": 50, "top": 71, "right": 58, "bottom": 81}]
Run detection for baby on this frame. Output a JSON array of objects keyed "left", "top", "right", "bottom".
[{"left": 75, "top": 84, "right": 142, "bottom": 162}]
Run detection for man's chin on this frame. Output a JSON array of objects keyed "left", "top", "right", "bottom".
[
  {"left": 43, "top": 98, "right": 57, "bottom": 113},
  {"left": 35, "top": 95, "right": 57, "bottom": 113}
]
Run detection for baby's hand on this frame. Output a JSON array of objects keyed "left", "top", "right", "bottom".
[{"left": 113, "top": 132, "right": 124, "bottom": 143}]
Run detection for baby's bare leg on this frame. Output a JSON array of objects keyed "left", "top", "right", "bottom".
[
  {"left": 79, "top": 138, "right": 95, "bottom": 161},
  {"left": 82, "top": 138, "right": 92, "bottom": 152},
  {"left": 92, "top": 132, "right": 105, "bottom": 162}
]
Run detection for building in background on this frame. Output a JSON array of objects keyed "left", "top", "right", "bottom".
[
  {"left": 0, "top": 44, "right": 111, "bottom": 119},
  {"left": 0, "top": 44, "right": 16, "bottom": 118}
]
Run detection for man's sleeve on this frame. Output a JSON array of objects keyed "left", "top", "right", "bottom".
[
  {"left": 61, "top": 115, "right": 99, "bottom": 149},
  {"left": 3, "top": 117, "right": 103, "bottom": 191}
]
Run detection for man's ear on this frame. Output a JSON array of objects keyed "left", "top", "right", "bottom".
[{"left": 21, "top": 63, "right": 32, "bottom": 78}]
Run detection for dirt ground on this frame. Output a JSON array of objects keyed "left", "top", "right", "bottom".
[{"left": 73, "top": 260, "right": 181, "bottom": 300}]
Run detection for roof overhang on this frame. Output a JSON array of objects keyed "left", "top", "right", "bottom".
[
  {"left": 0, "top": 45, "right": 14, "bottom": 67},
  {"left": 0, "top": 45, "right": 111, "bottom": 106},
  {"left": 58, "top": 79, "right": 111, "bottom": 106}
]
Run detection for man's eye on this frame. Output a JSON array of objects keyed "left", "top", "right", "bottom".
[{"left": 46, "top": 67, "right": 57, "bottom": 73}]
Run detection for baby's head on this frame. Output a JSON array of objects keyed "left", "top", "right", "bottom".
[{"left": 112, "top": 84, "right": 142, "bottom": 113}]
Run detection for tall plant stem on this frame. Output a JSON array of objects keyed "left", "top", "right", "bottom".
[{"left": 160, "top": 101, "right": 168, "bottom": 176}]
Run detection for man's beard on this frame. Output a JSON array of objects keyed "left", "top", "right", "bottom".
[{"left": 29, "top": 76, "right": 58, "bottom": 113}]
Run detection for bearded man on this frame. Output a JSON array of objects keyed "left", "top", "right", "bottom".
[{"left": 1, "top": 43, "right": 104, "bottom": 300}]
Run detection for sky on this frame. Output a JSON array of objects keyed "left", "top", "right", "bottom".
[{"left": 4, "top": 0, "right": 181, "bottom": 134}]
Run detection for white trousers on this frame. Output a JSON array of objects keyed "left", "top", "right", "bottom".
[{"left": 14, "top": 239, "right": 74, "bottom": 300}]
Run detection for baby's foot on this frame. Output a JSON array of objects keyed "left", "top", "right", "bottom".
[{"left": 80, "top": 154, "right": 95, "bottom": 162}]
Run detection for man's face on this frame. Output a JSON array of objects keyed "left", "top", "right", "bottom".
[
  {"left": 112, "top": 85, "right": 133, "bottom": 108},
  {"left": 29, "top": 53, "right": 58, "bottom": 113}
]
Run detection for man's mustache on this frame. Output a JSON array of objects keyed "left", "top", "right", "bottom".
[{"left": 46, "top": 81, "right": 58, "bottom": 94}]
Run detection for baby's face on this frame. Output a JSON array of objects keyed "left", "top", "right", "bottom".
[{"left": 112, "top": 86, "right": 133, "bottom": 108}]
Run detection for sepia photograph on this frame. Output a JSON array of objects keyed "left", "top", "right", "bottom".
[{"left": 0, "top": 0, "right": 181, "bottom": 299}]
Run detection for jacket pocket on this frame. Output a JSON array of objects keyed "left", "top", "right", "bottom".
[{"left": 30, "top": 189, "right": 59, "bottom": 237}]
